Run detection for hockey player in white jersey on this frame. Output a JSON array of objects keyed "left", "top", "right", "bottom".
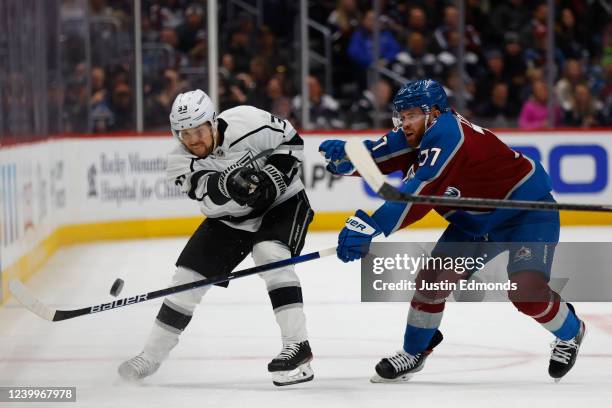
[{"left": 118, "top": 90, "right": 314, "bottom": 386}]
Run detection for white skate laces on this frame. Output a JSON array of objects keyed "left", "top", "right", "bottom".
[
  {"left": 387, "top": 351, "right": 419, "bottom": 373},
  {"left": 118, "top": 352, "right": 161, "bottom": 381},
  {"left": 550, "top": 338, "right": 579, "bottom": 364},
  {"left": 268, "top": 341, "right": 314, "bottom": 386},
  {"left": 276, "top": 343, "right": 301, "bottom": 360}
]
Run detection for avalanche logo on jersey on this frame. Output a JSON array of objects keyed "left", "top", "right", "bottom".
[{"left": 514, "top": 246, "right": 533, "bottom": 262}]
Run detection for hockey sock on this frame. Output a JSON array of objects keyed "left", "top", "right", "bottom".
[
  {"left": 509, "top": 271, "right": 580, "bottom": 340},
  {"left": 268, "top": 284, "right": 307, "bottom": 344},
  {"left": 254, "top": 241, "right": 308, "bottom": 344},
  {"left": 143, "top": 322, "right": 180, "bottom": 362},
  {"left": 143, "top": 266, "right": 211, "bottom": 361},
  {"left": 402, "top": 265, "right": 460, "bottom": 355},
  {"left": 404, "top": 297, "right": 445, "bottom": 355}
]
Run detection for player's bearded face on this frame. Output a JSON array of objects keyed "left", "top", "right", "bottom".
[
  {"left": 180, "top": 123, "right": 215, "bottom": 157},
  {"left": 398, "top": 108, "right": 426, "bottom": 147}
]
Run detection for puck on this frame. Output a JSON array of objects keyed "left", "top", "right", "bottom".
[{"left": 110, "top": 278, "right": 124, "bottom": 297}]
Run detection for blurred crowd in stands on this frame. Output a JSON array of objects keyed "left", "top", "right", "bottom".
[{"left": 41, "top": 0, "right": 612, "bottom": 133}]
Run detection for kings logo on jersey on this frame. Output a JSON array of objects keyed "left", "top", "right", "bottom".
[{"left": 236, "top": 151, "right": 262, "bottom": 171}]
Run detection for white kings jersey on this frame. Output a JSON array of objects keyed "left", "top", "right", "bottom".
[{"left": 166, "top": 105, "right": 305, "bottom": 232}]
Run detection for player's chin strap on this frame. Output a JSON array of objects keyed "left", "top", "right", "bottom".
[
  {"left": 211, "top": 129, "right": 218, "bottom": 151},
  {"left": 423, "top": 107, "right": 438, "bottom": 133}
]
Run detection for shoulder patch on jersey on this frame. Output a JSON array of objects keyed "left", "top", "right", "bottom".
[{"left": 444, "top": 186, "right": 461, "bottom": 197}]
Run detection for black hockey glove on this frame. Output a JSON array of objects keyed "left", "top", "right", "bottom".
[
  {"left": 219, "top": 164, "right": 287, "bottom": 208},
  {"left": 250, "top": 164, "right": 288, "bottom": 209}
]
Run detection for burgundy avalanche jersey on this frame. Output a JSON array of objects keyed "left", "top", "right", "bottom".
[{"left": 367, "top": 111, "right": 552, "bottom": 236}]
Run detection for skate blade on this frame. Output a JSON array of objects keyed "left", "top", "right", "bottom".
[
  {"left": 370, "top": 373, "right": 415, "bottom": 383},
  {"left": 550, "top": 323, "right": 587, "bottom": 383},
  {"left": 117, "top": 361, "right": 160, "bottom": 383},
  {"left": 118, "top": 369, "right": 146, "bottom": 383},
  {"left": 271, "top": 363, "right": 314, "bottom": 386}
]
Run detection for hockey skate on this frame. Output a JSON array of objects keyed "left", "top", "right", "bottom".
[
  {"left": 118, "top": 352, "right": 161, "bottom": 381},
  {"left": 371, "top": 330, "right": 443, "bottom": 383},
  {"left": 268, "top": 340, "right": 314, "bottom": 386},
  {"left": 549, "top": 318, "right": 586, "bottom": 382}
]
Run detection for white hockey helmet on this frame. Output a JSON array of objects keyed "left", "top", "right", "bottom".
[{"left": 169, "top": 89, "right": 217, "bottom": 141}]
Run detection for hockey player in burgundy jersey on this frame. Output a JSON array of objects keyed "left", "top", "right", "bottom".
[
  {"left": 320, "top": 79, "right": 585, "bottom": 383},
  {"left": 118, "top": 90, "right": 314, "bottom": 386}
]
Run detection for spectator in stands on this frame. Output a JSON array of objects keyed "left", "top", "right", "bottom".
[
  {"left": 347, "top": 9, "right": 401, "bottom": 88},
  {"left": 520, "top": 2, "right": 548, "bottom": 49},
  {"left": 474, "top": 49, "right": 510, "bottom": 110},
  {"left": 64, "top": 63, "right": 89, "bottom": 133},
  {"left": 91, "top": 103, "right": 114, "bottom": 133},
  {"left": 246, "top": 56, "right": 272, "bottom": 109},
  {"left": 140, "top": 13, "right": 159, "bottom": 43},
  {"left": 475, "top": 82, "right": 518, "bottom": 128},
  {"left": 106, "top": 63, "right": 131, "bottom": 90},
  {"left": 405, "top": 6, "right": 430, "bottom": 39},
  {"left": 219, "top": 53, "right": 236, "bottom": 84},
  {"left": 219, "top": 73, "right": 256, "bottom": 111},
  {"left": 563, "top": 82, "right": 605, "bottom": 128},
  {"left": 90, "top": 66, "right": 108, "bottom": 109},
  {"left": 487, "top": 0, "right": 529, "bottom": 46},
  {"left": 555, "top": 59, "right": 587, "bottom": 112},
  {"left": 556, "top": 7, "right": 587, "bottom": 60},
  {"left": 109, "top": 82, "right": 134, "bottom": 131},
  {"left": 502, "top": 32, "right": 528, "bottom": 98},
  {"left": 292, "top": 75, "right": 345, "bottom": 129},
  {"left": 148, "top": 0, "right": 184, "bottom": 30},
  {"left": 327, "top": 0, "right": 361, "bottom": 97},
  {"left": 524, "top": 25, "right": 565, "bottom": 74},
  {"left": 327, "top": 0, "right": 360, "bottom": 41},
  {"left": 391, "top": 32, "right": 441, "bottom": 80},
  {"left": 435, "top": 29, "right": 479, "bottom": 80},
  {"left": 348, "top": 78, "right": 393, "bottom": 130},
  {"left": 266, "top": 76, "right": 293, "bottom": 119},
  {"left": 159, "top": 27, "right": 187, "bottom": 67},
  {"left": 518, "top": 79, "right": 561, "bottom": 129},
  {"left": 465, "top": 0, "right": 487, "bottom": 37},
  {"left": 225, "top": 28, "right": 253, "bottom": 73},
  {"left": 176, "top": 3, "right": 204, "bottom": 54},
  {"left": 186, "top": 29, "right": 207, "bottom": 66},
  {"left": 145, "top": 68, "right": 182, "bottom": 129},
  {"left": 433, "top": 4, "right": 481, "bottom": 56},
  {"left": 89, "top": 0, "right": 113, "bottom": 19},
  {"left": 256, "top": 26, "right": 289, "bottom": 74},
  {"left": 443, "top": 70, "right": 475, "bottom": 114}
]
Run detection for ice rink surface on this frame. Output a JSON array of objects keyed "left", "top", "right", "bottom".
[{"left": 2, "top": 227, "right": 612, "bottom": 408}]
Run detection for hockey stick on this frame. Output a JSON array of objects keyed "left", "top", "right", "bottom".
[
  {"left": 344, "top": 139, "right": 612, "bottom": 213},
  {"left": 8, "top": 247, "right": 336, "bottom": 322}
]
